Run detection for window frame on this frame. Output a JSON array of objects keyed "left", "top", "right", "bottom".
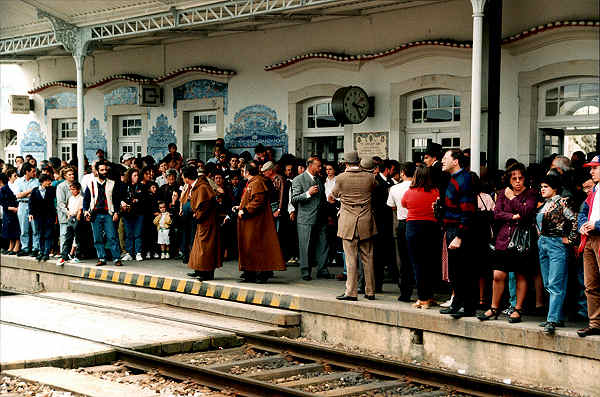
[
  {"left": 303, "top": 98, "right": 344, "bottom": 137},
  {"left": 189, "top": 110, "right": 218, "bottom": 141},
  {"left": 118, "top": 115, "right": 143, "bottom": 138},
  {"left": 407, "top": 90, "right": 462, "bottom": 129},
  {"left": 538, "top": 78, "right": 600, "bottom": 124}
]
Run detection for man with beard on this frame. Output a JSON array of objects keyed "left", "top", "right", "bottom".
[
  {"left": 82, "top": 161, "right": 122, "bottom": 266},
  {"left": 187, "top": 166, "right": 222, "bottom": 281}
]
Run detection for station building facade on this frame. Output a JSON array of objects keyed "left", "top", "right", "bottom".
[{"left": 0, "top": 0, "right": 598, "bottom": 168}]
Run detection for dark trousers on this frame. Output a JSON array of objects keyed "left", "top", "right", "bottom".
[
  {"left": 179, "top": 215, "right": 197, "bottom": 260},
  {"left": 34, "top": 216, "right": 54, "bottom": 255},
  {"left": 396, "top": 220, "right": 414, "bottom": 299},
  {"left": 446, "top": 225, "right": 478, "bottom": 312},
  {"left": 406, "top": 220, "right": 439, "bottom": 301},
  {"left": 61, "top": 218, "right": 80, "bottom": 260},
  {"left": 297, "top": 223, "right": 329, "bottom": 277}
]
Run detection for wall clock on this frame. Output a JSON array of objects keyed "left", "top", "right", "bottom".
[{"left": 332, "top": 86, "right": 370, "bottom": 124}]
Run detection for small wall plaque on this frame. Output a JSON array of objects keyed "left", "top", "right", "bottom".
[{"left": 9, "top": 95, "right": 32, "bottom": 114}]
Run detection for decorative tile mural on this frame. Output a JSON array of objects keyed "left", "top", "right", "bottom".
[
  {"left": 84, "top": 118, "right": 107, "bottom": 162},
  {"left": 20, "top": 121, "right": 47, "bottom": 161},
  {"left": 225, "top": 105, "right": 288, "bottom": 152},
  {"left": 148, "top": 114, "right": 176, "bottom": 161},
  {"left": 173, "top": 79, "right": 228, "bottom": 118},
  {"left": 103, "top": 86, "right": 138, "bottom": 121},
  {"left": 44, "top": 92, "right": 76, "bottom": 116}
]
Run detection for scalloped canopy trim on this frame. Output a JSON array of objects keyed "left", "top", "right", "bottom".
[
  {"left": 265, "top": 20, "right": 599, "bottom": 71},
  {"left": 29, "top": 65, "right": 237, "bottom": 94}
]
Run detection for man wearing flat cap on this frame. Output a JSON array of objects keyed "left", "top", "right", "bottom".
[{"left": 329, "top": 151, "right": 378, "bottom": 301}]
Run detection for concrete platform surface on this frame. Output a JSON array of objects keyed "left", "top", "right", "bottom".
[
  {"left": 0, "top": 292, "right": 288, "bottom": 369},
  {"left": 4, "top": 367, "right": 156, "bottom": 397},
  {"left": 2, "top": 255, "right": 598, "bottom": 359}
]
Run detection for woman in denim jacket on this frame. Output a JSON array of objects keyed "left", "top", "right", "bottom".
[{"left": 536, "top": 174, "right": 578, "bottom": 335}]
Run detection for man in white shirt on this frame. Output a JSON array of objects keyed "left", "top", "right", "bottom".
[{"left": 386, "top": 162, "right": 416, "bottom": 302}]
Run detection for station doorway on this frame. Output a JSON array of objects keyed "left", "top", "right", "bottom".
[{"left": 540, "top": 127, "right": 600, "bottom": 158}]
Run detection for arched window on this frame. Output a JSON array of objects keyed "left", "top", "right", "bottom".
[
  {"left": 410, "top": 92, "right": 461, "bottom": 125},
  {"left": 543, "top": 81, "right": 599, "bottom": 118}
]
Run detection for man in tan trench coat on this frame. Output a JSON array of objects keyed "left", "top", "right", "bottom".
[
  {"left": 329, "top": 152, "right": 378, "bottom": 301},
  {"left": 185, "top": 166, "right": 222, "bottom": 281}
]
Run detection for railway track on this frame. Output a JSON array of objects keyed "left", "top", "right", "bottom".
[{"left": 1, "top": 288, "right": 563, "bottom": 396}]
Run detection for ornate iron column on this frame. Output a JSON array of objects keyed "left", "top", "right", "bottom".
[{"left": 38, "top": 10, "right": 96, "bottom": 180}]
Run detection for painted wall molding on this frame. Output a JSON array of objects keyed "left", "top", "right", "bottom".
[{"left": 265, "top": 20, "right": 599, "bottom": 75}]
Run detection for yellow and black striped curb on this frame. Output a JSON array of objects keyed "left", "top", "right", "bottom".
[{"left": 80, "top": 267, "right": 301, "bottom": 310}]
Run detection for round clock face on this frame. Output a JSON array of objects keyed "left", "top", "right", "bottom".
[{"left": 332, "top": 86, "right": 370, "bottom": 124}]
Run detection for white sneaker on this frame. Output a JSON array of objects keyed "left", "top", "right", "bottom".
[
  {"left": 121, "top": 253, "right": 133, "bottom": 261},
  {"left": 153, "top": 252, "right": 160, "bottom": 259},
  {"left": 165, "top": 252, "right": 170, "bottom": 259},
  {"left": 136, "top": 253, "right": 143, "bottom": 261},
  {"left": 146, "top": 253, "right": 151, "bottom": 259},
  {"left": 70, "top": 257, "right": 80, "bottom": 264},
  {"left": 440, "top": 296, "right": 454, "bottom": 308},
  {"left": 56, "top": 258, "right": 65, "bottom": 267}
]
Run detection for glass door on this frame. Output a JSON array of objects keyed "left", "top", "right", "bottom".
[{"left": 304, "top": 136, "right": 344, "bottom": 163}]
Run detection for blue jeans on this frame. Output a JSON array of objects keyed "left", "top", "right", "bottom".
[
  {"left": 34, "top": 217, "right": 54, "bottom": 255},
  {"left": 538, "top": 235, "right": 569, "bottom": 323},
  {"left": 90, "top": 213, "right": 120, "bottom": 261},
  {"left": 17, "top": 203, "right": 39, "bottom": 251},
  {"left": 123, "top": 215, "right": 144, "bottom": 256},
  {"left": 508, "top": 272, "right": 517, "bottom": 308}
]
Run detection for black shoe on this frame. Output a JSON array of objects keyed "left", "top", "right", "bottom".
[
  {"left": 440, "top": 306, "right": 460, "bottom": 315},
  {"left": 16, "top": 250, "right": 29, "bottom": 257},
  {"left": 31, "top": 250, "right": 39, "bottom": 257},
  {"left": 316, "top": 273, "right": 334, "bottom": 279},
  {"left": 336, "top": 294, "right": 357, "bottom": 301},
  {"left": 41, "top": 255, "right": 49, "bottom": 262},
  {"left": 477, "top": 308, "right": 499, "bottom": 321},
  {"left": 538, "top": 320, "right": 564, "bottom": 328},
  {"left": 508, "top": 308, "right": 523, "bottom": 323},
  {"left": 397, "top": 295, "right": 412, "bottom": 302},
  {"left": 364, "top": 295, "right": 375, "bottom": 300},
  {"left": 240, "top": 272, "right": 256, "bottom": 282},
  {"left": 450, "top": 308, "right": 476, "bottom": 319},
  {"left": 543, "top": 322, "right": 557, "bottom": 335},
  {"left": 302, "top": 275, "right": 312, "bottom": 281},
  {"left": 36, "top": 254, "right": 43, "bottom": 262},
  {"left": 187, "top": 271, "right": 201, "bottom": 278},
  {"left": 577, "top": 327, "right": 600, "bottom": 337},
  {"left": 7, "top": 251, "right": 16, "bottom": 255},
  {"left": 256, "top": 272, "right": 270, "bottom": 283}
]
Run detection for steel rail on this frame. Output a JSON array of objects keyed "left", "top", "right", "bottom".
[
  {"left": 1, "top": 288, "right": 565, "bottom": 397},
  {"left": 0, "top": 319, "right": 314, "bottom": 397}
]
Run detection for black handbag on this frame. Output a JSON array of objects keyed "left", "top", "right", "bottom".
[{"left": 506, "top": 223, "right": 534, "bottom": 256}]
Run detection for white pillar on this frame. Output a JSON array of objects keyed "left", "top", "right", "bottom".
[
  {"left": 74, "top": 55, "right": 85, "bottom": 181},
  {"left": 470, "top": 0, "right": 486, "bottom": 175}
]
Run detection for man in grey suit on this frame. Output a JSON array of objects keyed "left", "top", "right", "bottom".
[
  {"left": 56, "top": 167, "right": 75, "bottom": 260},
  {"left": 291, "top": 156, "right": 332, "bottom": 281}
]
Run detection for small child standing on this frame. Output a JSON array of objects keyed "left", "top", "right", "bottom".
[
  {"left": 153, "top": 201, "right": 172, "bottom": 259},
  {"left": 58, "top": 182, "right": 83, "bottom": 266}
]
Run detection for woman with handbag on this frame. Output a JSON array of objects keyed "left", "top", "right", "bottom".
[
  {"left": 479, "top": 163, "right": 537, "bottom": 323},
  {"left": 536, "top": 174, "right": 578, "bottom": 334}
]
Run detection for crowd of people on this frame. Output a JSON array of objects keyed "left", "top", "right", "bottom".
[{"left": 1, "top": 139, "right": 599, "bottom": 338}]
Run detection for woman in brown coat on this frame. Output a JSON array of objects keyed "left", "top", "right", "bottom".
[
  {"left": 186, "top": 166, "right": 222, "bottom": 281},
  {"left": 237, "top": 161, "right": 285, "bottom": 283}
]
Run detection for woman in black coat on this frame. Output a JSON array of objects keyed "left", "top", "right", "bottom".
[{"left": 0, "top": 170, "right": 20, "bottom": 254}]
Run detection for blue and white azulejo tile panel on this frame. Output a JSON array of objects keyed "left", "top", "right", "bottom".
[
  {"left": 225, "top": 105, "right": 288, "bottom": 152},
  {"left": 147, "top": 114, "right": 176, "bottom": 161},
  {"left": 20, "top": 121, "right": 47, "bottom": 160},
  {"left": 103, "top": 86, "right": 138, "bottom": 121},
  {"left": 172, "top": 79, "right": 228, "bottom": 118},
  {"left": 44, "top": 92, "right": 76, "bottom": 116},
  {"left": 84, "top": 118, "right": 107, "bottom": 162}
]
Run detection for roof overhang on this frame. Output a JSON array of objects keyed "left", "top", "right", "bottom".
[{"left": 0, "top": 0, "right": 447, "bottom": 60}]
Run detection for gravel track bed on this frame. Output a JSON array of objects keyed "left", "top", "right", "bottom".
[
  {"left": 271, "top": 369, "right": 329, "bottom": 384},
  {"left": 0, "top": 375, "right": 85, "bottom": 397},
  {"left": 228, "top": 356, "right": 301, "bottom": 375},
  {"left": 168, "top": 347, "right": 274, "bottom": 367},
  {"left": 297, "top": 372, "right": 383, "bottom": 393},
  {"left": 75, "top": 365, "right": 229, "bottom": 396}
]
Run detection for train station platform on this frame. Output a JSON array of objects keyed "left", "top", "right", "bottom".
[{"left": 1, "top": 254, "right": 598, "bottom": 395}]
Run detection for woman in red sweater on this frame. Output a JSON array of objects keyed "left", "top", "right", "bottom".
[{"left": 401, "top": 165, "right": 440, "bottom": 309}]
